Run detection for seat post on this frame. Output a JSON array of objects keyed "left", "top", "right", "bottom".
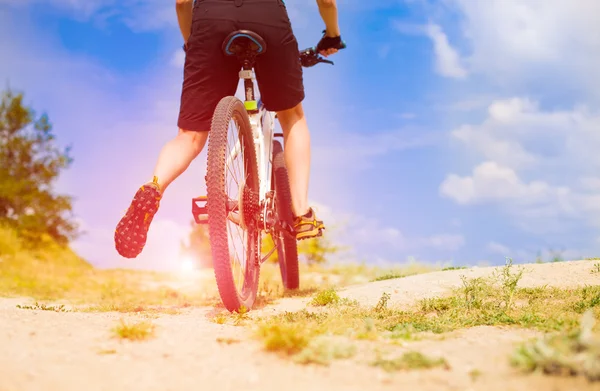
[{"left": 240, "top": 59, "right": 257, "bottom": 113}]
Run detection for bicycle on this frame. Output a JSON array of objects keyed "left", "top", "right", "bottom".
[{"left": 191, "top": 29, "right": 344, "bottom": 313}]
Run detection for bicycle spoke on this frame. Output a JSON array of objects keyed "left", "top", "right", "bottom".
[
  {"left": 226, "top": 123, "right": 240, "bottom": 189},
  {"left": 227, "top": 220, "right": 244, "bottom": 288},
  {"left": 223, "top": 116, "right": 255, "bottom": 293},
  {"left": 227, "top": 211, "right": 241, "bottom": 225}
]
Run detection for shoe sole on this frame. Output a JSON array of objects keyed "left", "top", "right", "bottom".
[
  {"left": 296, "top": 224, "right": 325, "bottom": 241},
  {"left": 114, "top": 186, "right": 160, "bottom": 258}
]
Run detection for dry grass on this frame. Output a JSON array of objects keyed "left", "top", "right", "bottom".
[
  {"left": 252, "top": 259, "right": 600, "bottom": 372},
  {"left": 97, "top": 348, "right": 118, "bottom": 355},
  {"left": 511, "top": 310, "right": 600, "bottom": 381},
  {"left": 371, "top": 351, "right": 450, "bottom": 372},
  {"left": 216, "top": 337, "right": 241, "bottom": 344},
  {"left": 16, "top": 302, "right": 68, "bottom": 312},
  {"left": 293, "top": 336, "right": 357, "bottom": 365},
  {"left": 310, "top": 288, "right": 341, "bottom": 306},
  {"left": 258, "top": 322, "right": 315, "bottom": 355},
  {"left": 112, "top": 319, "right": 156, "bottom": 341}
]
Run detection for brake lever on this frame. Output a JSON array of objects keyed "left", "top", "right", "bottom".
[{"left": 299, "top": 47, "right": 335, "bottom": 67}]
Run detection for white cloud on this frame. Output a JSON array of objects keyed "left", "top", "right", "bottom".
[
  {"left": 440, "top": 97, "right": 600, "bottom": 233},
  {"left": 347, "top": 215, "right": 464, "bottom": 253},
  {"left": 488, "top": 241, "right": 510, "bottom": 255},
  {"left": 305, "top": 200, "right": 465, "bottom": 258},
  {"left": 442, "top": 0, "right": 600, "bottom": 97},
  {"left": 448, "top": 97, "right": 600, "bottom": 171},
  {"left": 416, "top": 234, "right": 465, "bottom": 252},
  {"left": 440, "top": 161, "right": 580, "bottom": 234},
  {"left": 424, "top": 23, "right": 467, "bottom": 79},
  {"left": 579, "top": 177, "right": 600, "bottom": 192},
  {"left": 439, "top": 161, "right": 567, "bottom": 205},
  {"left": 393, "top": 21, "right": 467, "bottom": 79},
  {"left": 119, "top": 1, "right": 175, "bottom": 32}
]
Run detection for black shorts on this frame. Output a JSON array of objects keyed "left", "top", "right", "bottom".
[{"left": 177, "top": 0, "right": 305, "bottom": 131}]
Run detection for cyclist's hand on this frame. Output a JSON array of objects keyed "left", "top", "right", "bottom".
[
  {"left": 316, "top": 31, "right": 346, "bottom": 57},
  {"left": 321, "top": 47, "right": 338, "bottom": 57}
]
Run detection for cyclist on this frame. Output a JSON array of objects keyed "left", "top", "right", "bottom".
[{"left": 114, "top": 0, "right": 345, "bottom": 259}]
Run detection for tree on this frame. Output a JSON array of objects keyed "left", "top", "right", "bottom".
[
  {"left": 297, "top": 235, "right": 344, "bottom": 265},
  {"left": 0, "top": 88, "right": 77, "bottom": 245},
  {"left": 181, "top": 220, "right": 213, "bottom": 268}
]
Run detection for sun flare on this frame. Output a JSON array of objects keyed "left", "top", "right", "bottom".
[{"left": 179, "top": 255, "right": 196, "bottom": 274}]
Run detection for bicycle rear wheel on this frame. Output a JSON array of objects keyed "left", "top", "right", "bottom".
[
  {"left": 206, "top": 96, "right": 261, "bottom": 312},
  {"left": 271, "top": 140, "right": 299, "bottom": 290}
]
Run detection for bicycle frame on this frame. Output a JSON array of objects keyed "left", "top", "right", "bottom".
[{"left": 225, "top": 71, "right": 278, "bottom": 211}]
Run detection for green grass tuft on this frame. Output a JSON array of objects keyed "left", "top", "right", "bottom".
[
  {"left": 254, "top": 257, "right": 600, "bottom": 368},
  {"left": 257, "top": 322, "right": 315, "bottom": 355},
  {"left": 511, "top": 310, "right": 600, "bottom": 381},
  {"left": 112, "top": 319, "right": 156, "bottom": 341},
  {"left": 372, "top": 351, "right": 450, "bottom": 372},
  {"left": 372, "top": 273, "right": 405, "bottom": 282},
  {"left": 293, "top": 337, "right": 356, "bottom": 366},
  {"left": 442, "top": 266, "right": 468, "bottom": 271},
  {"left": 310, "top": 288, "right": 340, "bottom": 306}
]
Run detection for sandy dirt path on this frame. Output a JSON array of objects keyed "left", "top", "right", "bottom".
[{"left": 1, "top": 260, "right": 599, "bottom": 391}]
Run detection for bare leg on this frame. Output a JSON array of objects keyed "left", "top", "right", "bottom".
[
  {"left": 276, "top": 103, "right": 310, "bottom": 217},
  {"left": 114, "top": 128, "right": 207, "bottom": 258},
  {"left": 152, "top": 128, "right": 208, "bottom": 192}
]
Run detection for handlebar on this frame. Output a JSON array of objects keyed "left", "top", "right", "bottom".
[
  {"left": 299, "top": 33, "right": 347, "bottom": 67},
  {"left": 299, "top": 47, "right": 336, "bottom": 67}
]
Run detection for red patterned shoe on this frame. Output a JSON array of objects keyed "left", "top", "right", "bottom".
[{"left": 114, "top": 177, "right": 162, "bottom": 258}]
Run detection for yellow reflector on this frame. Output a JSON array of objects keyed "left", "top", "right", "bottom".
[{"left": 244, "top": 100, "right": 257, "bottom": 111}]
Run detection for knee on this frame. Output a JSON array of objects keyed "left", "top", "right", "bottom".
[
  {"left": 317, "top": 0, "right": 337, "bottom": 9},
  {"left": 276, "top": 103, "right": 305, "bottom": 128}
]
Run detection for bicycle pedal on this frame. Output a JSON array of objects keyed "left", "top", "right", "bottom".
[{"left": 192, "top": 196, "right": 209, "bottom": 224}]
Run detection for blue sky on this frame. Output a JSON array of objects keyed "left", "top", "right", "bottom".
[{"left": 2, "top": 0, "right": 600, "bottom": 270}]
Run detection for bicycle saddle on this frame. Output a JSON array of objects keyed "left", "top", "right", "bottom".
[{"left": 222, "top": 30, "right": 267, "bottom": 57}]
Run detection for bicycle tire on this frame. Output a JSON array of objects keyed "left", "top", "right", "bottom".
[
  {"left": 271, "top": 140, "right": 300, "bottom": 290},
  {"left": 206, "top": 96, "right": 261, "bottom": 312}
]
